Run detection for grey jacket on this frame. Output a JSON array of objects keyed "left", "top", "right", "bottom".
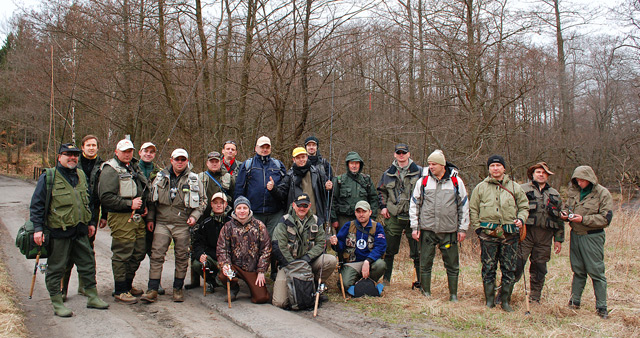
[{"left": 409, "top": 166, "right": 470, "bottom": 234}]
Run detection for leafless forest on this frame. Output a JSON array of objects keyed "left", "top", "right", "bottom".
[{"left": 1, "top": 0, "right": 639, "bottom": 190}]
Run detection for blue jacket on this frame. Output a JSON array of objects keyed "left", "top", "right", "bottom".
[
  {"left": 336, "top": 218, "right": 386, "bottom": 263},
  {"left": 234, "top": 154, "right": 286, "bottom": 214}
]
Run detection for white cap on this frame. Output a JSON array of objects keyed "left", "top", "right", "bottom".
[
  {"left": 256, "top": 136, "right": 271, "bottom": 147},
  {"left": 171, "top": 148, "right": 189, "bottom": 159},
  {"left": 116, "top": 139, "right": 135, "bottom": 151},
  {"left": 211, "top": 192, "right": 227, "bottom": 202},
  {"left": 140, "top": 142, "right": 156, "bottom": 150}
]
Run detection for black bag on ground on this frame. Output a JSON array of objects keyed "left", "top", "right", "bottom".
[
  {"left": 283, "top": 260, "right": 316, "bottom": 310},
  {"left": 15, "top": 220, "right": 50, "bottom": 259}
]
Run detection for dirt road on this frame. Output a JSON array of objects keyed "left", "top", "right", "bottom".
[{"left": 0, "top": 175, "right": 424, "bottom": 338}]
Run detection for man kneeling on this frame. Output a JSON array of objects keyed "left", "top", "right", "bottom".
[{"left": 272, "top": 193, "right": 337, "bottom": 309}]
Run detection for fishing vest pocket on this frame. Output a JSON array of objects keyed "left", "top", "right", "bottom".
[
  {"left": 118, "top": 172, "right": 138, "bottom": 198},
  {"left": 184, "top": 173, "right": 201, "bottom": 208}
]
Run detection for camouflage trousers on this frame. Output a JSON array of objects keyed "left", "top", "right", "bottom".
[{"left": 479, "top": 232, "right": 519, "bottom": 286}]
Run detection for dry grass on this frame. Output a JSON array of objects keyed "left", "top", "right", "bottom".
[
  {"left": 0, "top": 148, "right": 47, "bottom": 180},
  {"left": 326, "top": 209, "right": 640, "bottom": 337},
  {"left": 0, "top": 259, "right": 27, "bottom": 338}
]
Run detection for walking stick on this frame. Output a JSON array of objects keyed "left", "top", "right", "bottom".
[
  {"left": 338, "top": 264, "right": 346, "bottom": 301},
  {"left": 226, "top": 281, "right": 231, "bottom": 308},
  {"left": 203, "top": 263, "right": 207, "bottom": 296},
  {"left": 313, "top": 277, "right": 322, "bottom": 317},
  {"left": 522, "top": 262, "right": 531, "bottom": 315},
  {"left": 29, "top": 250, "right": 42, "bottom": 299}
]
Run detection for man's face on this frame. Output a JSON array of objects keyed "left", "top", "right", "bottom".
[
  {"left": 393, "top": 150, "right": 410, "bottom": 163},
  {"left": 355, "top": 208, "right": 372, "bottom": 224},
  {"left": 223, "top": 143, "right": 237, "bottom": 160},
  {"left": 348, "top": 161, "right": 360, "bottom": 174},
  {"left": 171, "top": 156, "right": 189, "bottom": 173},
  {"left": 532, "top": 168, "right": 549, "bottom": 185},
  {"left": 305, "top": 142, "right": 318, "bottom": 156},
  {"left": 58, "top": 152, "right": 79, "bottom": 169},
  {"left": 489, "top": 163, "right": 505, "bottom": 180},
  {"left": 292, "top": 202, "right": 310, "bottom": 219},
  {"left": 139, "top": 147, "right": 156, "bottom": 162},
  {"left": 116, "top": 149, "right": 134, "bottom": 164},
  {"left": 235, "top": 204, "right": 250, "bottom": 220},
  {"left": 82, "top": 138, "right": 98, "bottom": 158},
  {"left": 211, "top": 198, "right": 227, "bottom": 214},
  {"left": 206, "top": 158, "right": 222, "bottom": 172},
  {"left": 293, "top": 154, "right": 308, "bottom": 167},
  {"left": 255, "top": 144, "right": 271, "bottom": 156},
  {"left": 576, "top": 178, "right": 590, "bottom": 189},
  {"left": 428, "top": 161, "right": 445, "bottom": 177}
]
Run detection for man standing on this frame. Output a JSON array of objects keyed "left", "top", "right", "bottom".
[
  {"left": 330, "top": 201, "right": 387, "bottom": 290},
  {"left": 331, "top": 151, "right": 380, "bottom": 232},
  {"left": 234, "top": 136, "right": 286, "bottom": 237},
  {"left": 409, "top": 150, "right": 469, "bottom": 301},
  {"left": 99, "top": 139, "right": 149, "bottom": 304},
  {"left": 377, "top": 143, "right": 421, "bottom": 286},
  {"left": 304, "top": 136, "right": 333, "bottom": 180},
  {"left": 515, "top": 162, "right": 564, "bottom": 304},
  {"left": 268, "top": 147, "right": 331, "bottom": 224},
  {"left": 141, "top": 148, "right": 206, "bottom": 303},
  {"left": 30, "top": 143, "right": 109, "bottom": 317},
  {"left": 272, "top": 193, "right": 337, "bottom": 308},
  {"left": 222, "top": 140, "right": 239, "bottom": 177},
  {"left": 199, "top": 151, "right": 235, "bottom": 216},
  {"left": 470, "top": 155, "right": 528, "bottom": 312},
  {"left": 191, "top": 192, "right": 231, "bottom": 293},
  {"left": 562, "top": 166, "right": 613, "bottom": 319}
]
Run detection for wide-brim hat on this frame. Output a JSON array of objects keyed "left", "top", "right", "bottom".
[{"left": 527, "top": 162, "right": 554, "bottom": 180}]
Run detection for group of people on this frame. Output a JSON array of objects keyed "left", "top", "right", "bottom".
[{"left": 29, "top": 135, "right": 613, "bottom": 320}]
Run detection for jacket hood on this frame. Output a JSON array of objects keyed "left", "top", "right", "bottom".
[
  {"left": 344, "top": 151, "right": 364, "bottom": 173},
  {"left": 571, "top": 165, "right": 598, "bottom": 186}
]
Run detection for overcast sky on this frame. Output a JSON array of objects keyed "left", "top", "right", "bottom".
[{"left": 0, "top": 0, "right": 628, "bottom": 47}]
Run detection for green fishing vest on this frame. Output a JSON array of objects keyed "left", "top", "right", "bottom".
[{"left": 47, "top": 169, "right": 92, "bottom": 230}]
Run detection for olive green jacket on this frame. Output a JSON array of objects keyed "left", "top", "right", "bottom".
[
  {"left": 470, "top": 174, "right": 529, "bottom": 230},
  {"left": 330, "top": 152, "right": 379, "bottom": 222},
  {"left": 271, "top": 209, "right": 326, "bottom": 266},
  {"left": 565, "top": 166, "right": 613, "bottom": 235}
]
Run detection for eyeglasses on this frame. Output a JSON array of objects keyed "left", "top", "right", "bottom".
[
  {"left": 395, "top": 150, "right": 408, "bottom": 155},
  {"left": 61, "top": 152, "right": 79, "bottom": 157},
  {"left": 173, "top": 157, "right": 188, "bottom": 162},
  {"left": 296, "top": 203, "right": 310, "bottom": 208}
]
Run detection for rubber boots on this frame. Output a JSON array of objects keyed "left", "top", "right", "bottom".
[
  {"left": 51, "top": 294, "right": 73, "bottom": 317},
  {"left": 85, "top": 288, "right": 109, "bottom": 309},
  {"left": 447, "top": 276, "right": 458, "bottom": 302},
  {"left": 500, "top": 283, "right": 514, "bottom": 312},
  {"left": 78, "top": 278, "right": 87, "bottom": 297},
  {"left": 419, "top": 273, "right": 431, "bottom": 297},
  {"left": 483, "top": 282, "right": 495, "bottom": 308},
  {"left": 184, "top": 267, "right": 200, "bottom": 289}
]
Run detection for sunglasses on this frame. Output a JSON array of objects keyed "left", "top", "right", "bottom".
[
  {"left": 61, "top": 152, "right": 80, "bottom": 157},
  {"left": 224, "top": 140, "right": 237, "bottom": 146},
  {"left": 296, "top": 203, "right": 310, "bottom": 208},
  {"left": 395, "top": 150, "right": 408, "bottom": 155},
  {"left": 173, "top": 157, "right": 188, "bottom": 162}
]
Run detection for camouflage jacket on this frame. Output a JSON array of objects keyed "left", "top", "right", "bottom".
[{"left": 216, "top": 212, "right": 272, "bottom": 273}]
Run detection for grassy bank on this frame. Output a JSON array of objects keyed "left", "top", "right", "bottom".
[
  {"left": 0, "top": 258, "right": 27, "bottom": 338},
  {"left": 327, "top": 208, "right": 640, "bottom": 337}
]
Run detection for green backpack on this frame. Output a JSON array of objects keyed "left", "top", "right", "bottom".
[{"left": 15, "top": 168, "right": 54, "bottom": 259}]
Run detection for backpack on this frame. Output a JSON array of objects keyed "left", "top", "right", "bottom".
[
  {"left": 16, "top": 168, "right": 54, "bottom": 259},
  {"left": 347, "top": 278, "right": 384, "bottom": 297},
  {"left": 282, "top": 260, "right": 316, "bottom": 310}
]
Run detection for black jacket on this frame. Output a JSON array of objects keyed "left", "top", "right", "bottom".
[
  {"left": 192, "top": 208, "right": 231, "bottom": 260},
  {"left": 271, "top": 165, "right": 328, "bottom": 224}
]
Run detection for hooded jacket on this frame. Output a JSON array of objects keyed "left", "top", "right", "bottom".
[
  {"left": 565, "top": 166, "right": 613, "bottom": 235},
  {"left": 330, "top": 152, "right": 380, "bottom": 221},
  {"left": 409, "top": 165, "right": 470, "bottom": 234},
  {"left": 470, "top": 174, "right": 529, "bottom": 232}
]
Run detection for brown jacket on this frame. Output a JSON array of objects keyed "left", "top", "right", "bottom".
[{"left": 216, "top": 212, "right": 271, "bottom": 273}]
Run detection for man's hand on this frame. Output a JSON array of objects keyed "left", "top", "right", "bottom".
[
  {"left": 325, "top": 180, "right": 333, "bottom": 190},
  {"left": 200, "top": 254, "right": 207, "bottom": 264},
  {"left": 514, "top": 218, "right": 523, "bottom": 228},
  {"left": 554, "top": 241, "right": 562, "bottom": 254},
  {"left": 330, "top": 235, "right": 338, "bottom": 246},
  {"left": 362, "top": 260, "right": 370, "bottom": 279},
  {"left": 141, "top": 207, "right": 148, "bottom": 217},
  {"left": 88, "top": 225, "right": 96, "bottom": 238},
  {"left": 568, "top": 214, "right": 583, "bottom": 223},
  {"left": 266, "top": 176, "right": 274, "bottom": 190},
  {"left": 380, "top": 208, "right": 391, "bottom": 219},
  {"left": 99, "top": 219, "right": 108, "bottom": 228},
  {"left": 33, "top": 231, "right": 44, "bottom": 246},
  {"left": 412, "top": 230, "right": 420, "bottom": 241},
  {"left": 457, "top": 232, "right": 466, "bottom": 242},
  {"left": 132, "top": 197, "right": 143, "bottom": 210},
  {"left": 147, "top": 221, "right": 155, "bottom": 232},
  {"left": 187, "top": 217, "right": 197, "bottom": 227},
  {"left": 256, "top": 272, "right": 266, "bottom": 287}
]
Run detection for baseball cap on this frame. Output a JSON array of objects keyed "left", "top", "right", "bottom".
[
  {"left": 294, "top": 193, "right": 311, "bottom": 206},
  {"left": 140, "top": 142, "right": 156, "bottom": 151},
  {"left": 211, "top": 192, "right": 227, "bottom": 202},
  {"left": 207, "top": 151, "right": 222, "bottom": 160},
  {"left": 355, "top": 200, "right": 371, "bottom": 211},
  {"left": 256, "top": 136, "right": 271, "bottom": 147},
  {"left": 395, "top": 143, "right": 409, "bottom": 153},
  {"left": 58, "top": 143, "right": 82, "bottom": 154},
  {"left": 292, "top": 147, "right": 308, "bottom": 158},
  {"left": 171, "top": 148, "right": 189, "bottom": 159},
  {"left": 116, "top": 139, "right": 135, "bottom": 151}
]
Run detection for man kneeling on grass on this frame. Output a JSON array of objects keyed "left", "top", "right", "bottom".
[{"left": 330, "top": 200, "right": 387, "bottom": 290}]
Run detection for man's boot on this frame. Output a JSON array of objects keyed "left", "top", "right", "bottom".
[
  {"left": 448, "top": 275, "right": 458, "bottom": 302},
  {"left": 77, "top": 278, "right": 87, "bottom": 297},
  {"left": 483, "top": 282, "right": 495, "bottom": 308},
  {"left": 494, "top": 284, "right": 502, "bottom": 305},
  {"left": 173, "top": 288, "right": 184, "bottom": 302},
  {"left": 501, "top": 283, "right": 514, "bottom": 312},
  {"left": 85, "top": 288, "right": 109, "bottom": 309},
  {"left": 51, "top": 294, "right": 73, "bottom": 317},
  {"left": 419, "top": 273, "right": 431, "bottom": 297}
]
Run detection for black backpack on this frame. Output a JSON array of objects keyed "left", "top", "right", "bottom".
[{"left": 282, "top": 260, "right": 316, "bottom": 310}]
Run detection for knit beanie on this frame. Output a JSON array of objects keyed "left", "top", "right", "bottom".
[
  {"left": 487, "top": 155, "right": 506, "bottom": 168},
  {"left": 234, "top": 196, "right": 251, "bottom": 210},
  {"left": 427, "top": 150, "right": 446, "bottom": 166}
]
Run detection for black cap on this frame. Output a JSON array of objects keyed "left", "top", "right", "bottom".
[
  {"left": 305, "top": 136, "right": 319, "bottom": 146},
  {"left": 58, "top": 143, "right": 82, "bottom": 154},
  {"left": 294, "top": 193, "right": 311, "bottom": 206},
  {"left": 487, "top": 154, "right": 506, "bottom": 168},
  {"left": 395, "top": 143, "right": 409, "bottom": 152}
]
